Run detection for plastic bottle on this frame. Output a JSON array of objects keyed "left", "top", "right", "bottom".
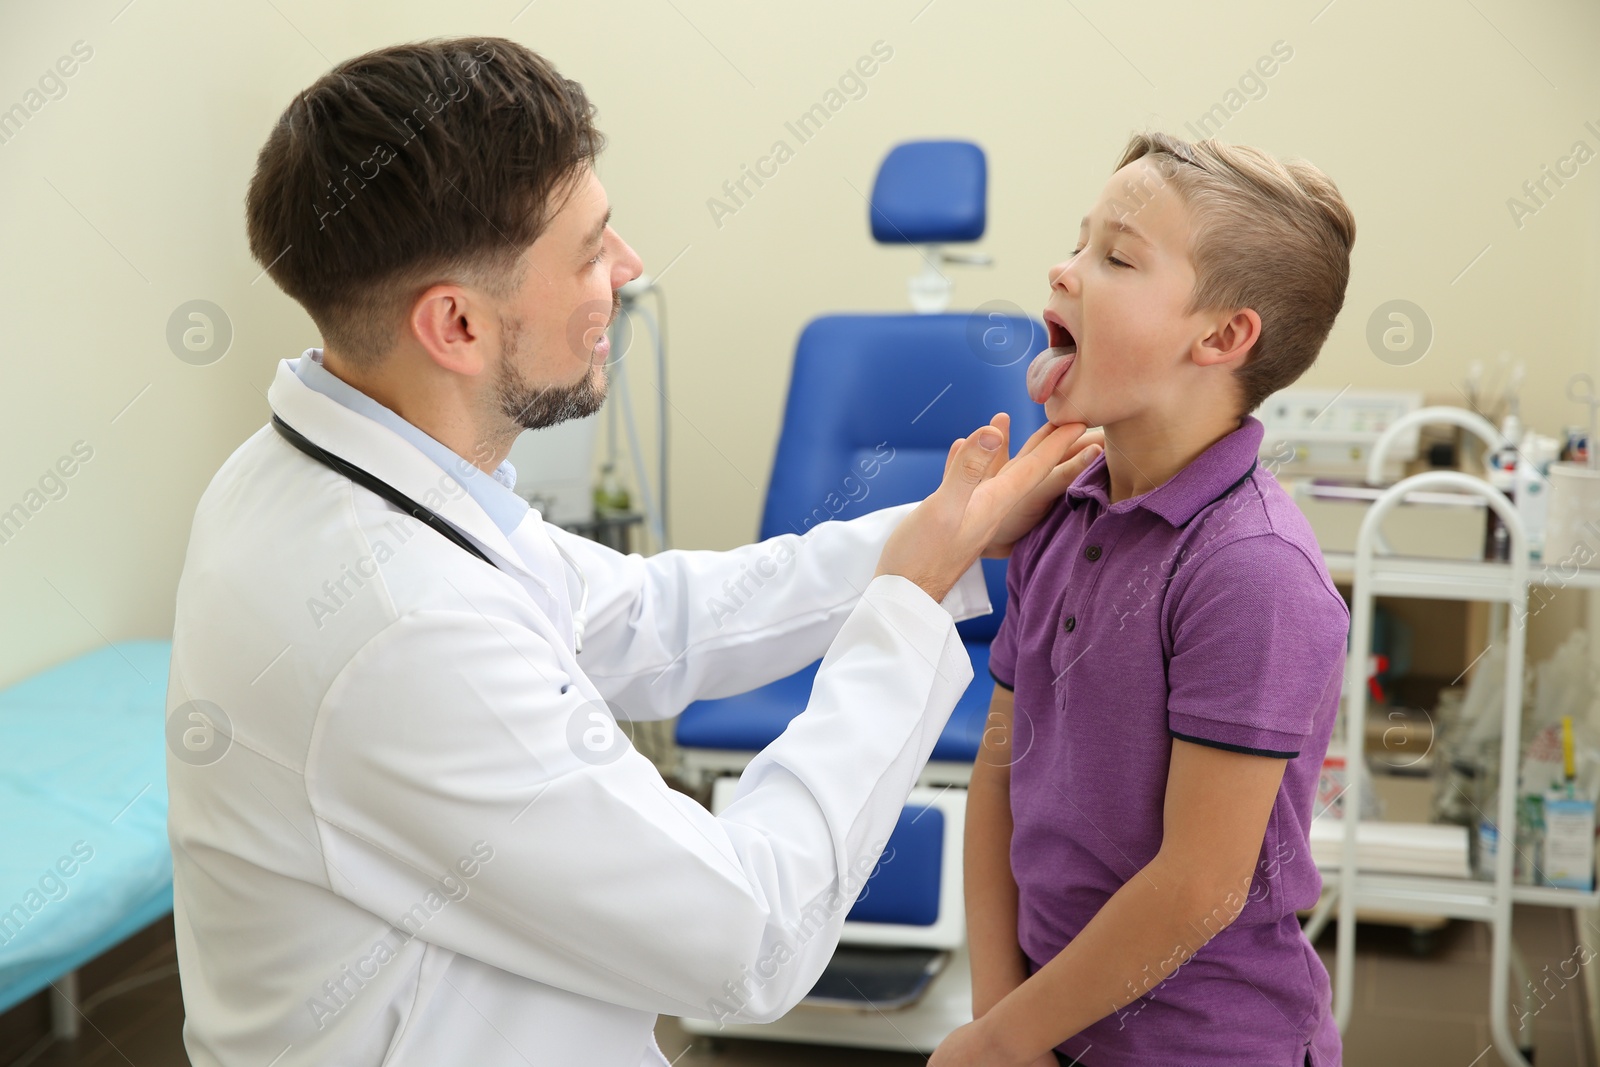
[
  {"left": 1512, "top": 430, "right": 1558, "bottom": 560},
  {"left": 593, "top": 464, "right": 631, "bottom": 517}
]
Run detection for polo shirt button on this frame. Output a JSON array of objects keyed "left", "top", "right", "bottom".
[
  {"left": 1063, "top": 614, "right": 1077, "bottom": 632},
  {"left": 1085, "top": 545, "right": 1102, "bottom": 561}
]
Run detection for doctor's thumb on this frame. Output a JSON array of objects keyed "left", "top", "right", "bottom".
[{"left": 954, "top": 428, "right": 1003, "bottom": 487}]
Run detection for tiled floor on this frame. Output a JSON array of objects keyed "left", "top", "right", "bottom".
[
  {"left": 2, "top": 910, "right": 1592, "bottom": 1066},
  {"left": 1312, "top": 906, "right": 1594, "bottom": 1067}
]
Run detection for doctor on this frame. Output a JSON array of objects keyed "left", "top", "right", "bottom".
[{"left": 167, "top": 36, "right": 1097, "bottom": 1067}]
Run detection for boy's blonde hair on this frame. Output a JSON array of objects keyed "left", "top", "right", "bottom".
[{"left": 1115, "top": 132, "right": 1356, "bottom": 413}]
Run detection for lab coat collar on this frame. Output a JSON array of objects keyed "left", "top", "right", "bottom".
[
  {"left": 267, "top": 358, "right": 538, "bottom": 580},
  {"left": 294, "top": 349, "right": 530, "bottom": 538}
]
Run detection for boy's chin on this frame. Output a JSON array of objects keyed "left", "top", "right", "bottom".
[{"left": 1043, "top": 391, "right": 1095, "bottom": 428}]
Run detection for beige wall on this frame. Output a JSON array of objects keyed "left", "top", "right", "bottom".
[{"left": 2, "top": 0, "right": 1598, "bottom": 686}]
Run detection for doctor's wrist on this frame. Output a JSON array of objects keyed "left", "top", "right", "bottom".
[
  {"left": 872, "top": 564, "right": 956, "bottom": 605},
  {"left": 980, "top": 538, "right": 1017, "bottom": 560}
]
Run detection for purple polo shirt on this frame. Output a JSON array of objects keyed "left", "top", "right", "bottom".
[{"left": 989, "top": 416, "right": 1349, "bottom": 1067}]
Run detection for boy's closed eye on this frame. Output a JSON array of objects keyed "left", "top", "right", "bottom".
[{"left": 1069, "top": 246, "right": 1134, "bottom": 269}]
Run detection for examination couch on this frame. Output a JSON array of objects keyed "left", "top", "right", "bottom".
[{"left": 0, "top": 640, "right": 174, "bottom": 1039}]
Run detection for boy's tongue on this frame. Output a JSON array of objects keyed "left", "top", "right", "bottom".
[{"left": 1026, "top": 347, "right": 1076, "bottom": 404}]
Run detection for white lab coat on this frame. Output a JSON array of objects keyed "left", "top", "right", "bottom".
[{"left": 165, "top": 359, "right": 988, "bottom": 1067}]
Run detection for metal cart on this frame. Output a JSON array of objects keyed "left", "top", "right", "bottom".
[{"left": 1331, "top": 409, "right": 1600, "bottom": 1065}]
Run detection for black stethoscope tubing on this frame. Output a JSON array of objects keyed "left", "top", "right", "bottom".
[
  {"left": 271, "top": 415, "right": 496, "bottom": 567},
  {"left": 271, "top": 414, "right": 591, "bottom": 652}
]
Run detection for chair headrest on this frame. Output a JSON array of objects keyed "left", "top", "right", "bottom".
[{"left": 868, "top": 140, "right": 986, "bottom": 245}]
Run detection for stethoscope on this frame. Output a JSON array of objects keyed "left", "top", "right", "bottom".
[{"left": 272, "top": 415, "right": 590, "bottom": 653}]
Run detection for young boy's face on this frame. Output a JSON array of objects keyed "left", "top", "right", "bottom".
[{"left": 1029, "top": 158, "right": 1220, "bottom": 429}]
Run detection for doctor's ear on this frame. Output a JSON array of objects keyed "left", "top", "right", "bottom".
[
  {"left": 409, "top": 284, "right": 491, "bottom": 376},
  {"left": 1191, "top": 307, "right": 1261, "bottom": 370}
]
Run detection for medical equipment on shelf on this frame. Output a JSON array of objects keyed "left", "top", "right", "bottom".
[
  {"left": 1541, "top": 708, "right": 1597, "bottom": 893},
  {"left": 1292, "top": 406, "right": 1515, "bottom": 567},
  {"left": 1291, "top": 481, "right": 1487, "bottom": 561},
  {"left": 1510, "top": 432, "right": 1559, "bottom": 559},
  {"left": 1335, "top": 470, "right": 1537, "bottom": 1063},
  {"left": 1326, "top": 410, "right": 1600, "bottom": 1067},
  {"left": 506, "top": 412, "right": 601, "bottom": 528},
  {"left": 1544, "top": 461, "right": 1600, "bottom": 569},
  {"left": 1256, "top": 388, "right": 1424, "bottom": 480},
  {"left": 1356, "top": 404, "right": 1563, "bottom": 563},
  {"left": 1474, "top": 406, "right": 1561, "bottom": 561},
  {"left": 1363, "top": 406, "right": 1507, "bottom": 488},
  {"left": 1567, "top": 373, "right": 1599, "bottom": 471},
  {"left": 612, "top": 274, "right": 670, "bottom": 550},
  {"left": 675, "top": 139, "right": 1045, "bottom": 1053},
  {"left": 1446, "top": 630, "right": 1600, "bottom": 888}
]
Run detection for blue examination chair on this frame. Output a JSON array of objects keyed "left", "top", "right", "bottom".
[{"left": 675, "top": 140, "right": 1046, "bottom": 1052}]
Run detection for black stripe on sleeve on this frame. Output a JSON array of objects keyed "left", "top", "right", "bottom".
[
  {"left": 1169, "top": 729, "right": 1297, "bottom": 760},
  {"left": 988, "top": 667, "right": 1014, "bottom": 692}
]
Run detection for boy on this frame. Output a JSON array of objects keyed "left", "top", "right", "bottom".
[{"left": 935, "top": 132, "right": 1356, "bottom": 1066}]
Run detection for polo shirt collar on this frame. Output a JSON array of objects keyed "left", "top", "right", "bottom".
[{"left": 1065, "top": 416, "right": 1264, "bottom": 527}]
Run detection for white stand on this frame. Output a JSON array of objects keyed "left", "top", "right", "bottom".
[{"left": 1333, "top": 470, "right": 1600, "bottom": 1066}]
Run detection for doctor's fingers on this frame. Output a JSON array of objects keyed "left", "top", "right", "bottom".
[
  {"left": 1031, "top": 426, "right": 1105, "bottom": 494},
  {"left": 967, "top": 422, "right": 1087, "bottom": 514},
  {"left": 937, "top": 428, "right": 994, "bottom": 491},
  {"left": 1063, "top": 425, "right": 1105, "bottom": 462},
  {"left": 954, "top": 425, "right": 1006, "bottom": 487},
  {"left": 1014, "top": 417, "right": 1092, "bottom": 464},
  {"left": 1036, "top": 438, "right": 1105, "bottom": 497},
  {"left": 942, "top": 438, "right": 962, "bottom": 479},
  {"left": 941, "top": 413, "right": 1011, "bottom": 483},
  {"left": 980, "top": 412, "right": 1011, "bottom": 481},
  {"left": 924, "top": 426, "right": 1008, "bottom": 527}
]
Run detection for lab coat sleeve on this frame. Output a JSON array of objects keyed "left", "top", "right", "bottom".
[
  {"left": 305, "top": 574, "right": 972, "bottom": 1023},
  {"left": 547, "top": 503, "right": 990, "bottom": 719}
]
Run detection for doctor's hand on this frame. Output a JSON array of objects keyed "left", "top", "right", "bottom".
[
  {"left": 982, "top": 415, "right": 1105, "bottom": 559},
  {"left": 875, "top": 415, "right": 1089, "bottom": 604}
]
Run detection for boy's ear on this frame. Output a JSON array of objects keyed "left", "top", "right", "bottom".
[{"left": 1191, "top": 308, "right": 1261, "bottom": 370}]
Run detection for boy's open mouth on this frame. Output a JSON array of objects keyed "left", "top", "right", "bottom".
[
  {"left": 1027, "top": 312, "right": 1077, "bottom": 404},
  {"left": 1045, "top": 316, "right": 1076, "bottom": 352}
]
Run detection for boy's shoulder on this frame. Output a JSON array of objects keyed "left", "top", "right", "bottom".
[
  {"left": 1005, "top": 422, "right": 1346, "bottom": 627},
  {"left": 1167, "top": 466, "right": 1348, "bottom": 630}
]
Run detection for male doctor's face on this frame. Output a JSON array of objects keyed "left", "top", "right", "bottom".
[{"left": 493, "top": 166, "right": 642, "bottom": 431}]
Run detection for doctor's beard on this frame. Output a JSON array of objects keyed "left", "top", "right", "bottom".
[{"left": 495, "top": 301, "right": 612, "bottom": 431}]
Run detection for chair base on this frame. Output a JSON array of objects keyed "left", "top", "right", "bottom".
[
  {"left": 678, "top": 941, "right": 972, "bottom": 1052},
  {"left": 803, "top": 946, "right": 948, "bottom": 1011}
]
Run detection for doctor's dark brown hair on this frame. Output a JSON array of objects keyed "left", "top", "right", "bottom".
[
  {"left": 245, "top": 37, "right": 604, "bottom": 365},
  {"left": 1115, "top": 131, "right": 1355, "bottom": 414}
]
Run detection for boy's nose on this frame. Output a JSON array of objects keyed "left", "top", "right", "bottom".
[{"left": 1047, "top": 258, "right": 1077, "bottom": 292}]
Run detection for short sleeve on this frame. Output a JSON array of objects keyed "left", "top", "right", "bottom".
[
  {"left": 1165, "top": 536, "right": 1349, "bottom": 758},
  {"left": 988, "top": 520, "right": 1047, "bottom": 692}
]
